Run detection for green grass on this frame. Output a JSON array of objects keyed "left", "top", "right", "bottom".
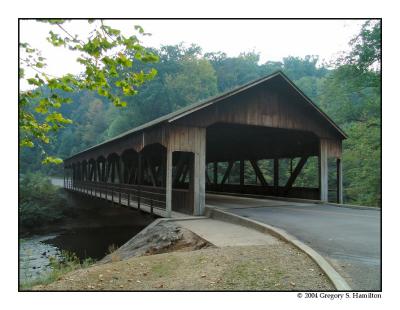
[
  {"left": 150, "top": 257, "right": 179, "bottom": 277},
  {"left": 222, "top": 261, "right": 283, "bottom": 290}
]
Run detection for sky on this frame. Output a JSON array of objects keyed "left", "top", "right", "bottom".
[{"left": 19, "top": 19, "right": 366, "bottom": 89}]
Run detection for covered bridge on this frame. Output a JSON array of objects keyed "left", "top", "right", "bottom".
[{"left": 63, "top": 71, "right": 346, "bottom": 217}]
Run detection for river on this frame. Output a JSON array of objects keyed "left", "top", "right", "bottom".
[{"left": 19, "top": 182, "right": 157, "bottom": 286}]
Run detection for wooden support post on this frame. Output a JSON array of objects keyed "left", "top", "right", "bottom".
[
  {"left": 166, "top": 149, "right": 173, "bottom": 217},
  {"left": 146, "top": 158, "right": 157, "bottom": 187},
  {"left": 111, "top": 160, "right": 116, "bottom": 183},
  {"left": 117, "top": 157, "right": 122, "bottom": 184},
  {"left": 250, "top": 160, "right": 268, "bottom": 186},
  {"left": 337, "top": 158, "right": 343, "bottom": 204},
  {"left": 274, "top": 158, "right": 279, "bottom": 190},
  {"left": 194, "top": 149, "right": 206, "bottom": 216},
  {"left": 319, "top": 139, "right": 329, "bottom": 202},
  {"left": 284, "top": 156, "right": 308, "bottom": 193},
  {"left": 93, "top": 161, "right": 97, "bottom": 182},
  {"left": 180, "top": 164, "right": 189, "bottom": 184},
  {"left": 119, "top": 184, "right": 121, "bottom": 205},
  {"left": 213, "top": 162, "right": 218, "bottom": 184},
  {"left": 137, "top": 153, "right": 142, "bottom": 210},
  {"left": 240, "top": 160, "right": 245, "bottom": 186},
  {"left": 173, "top": 153, "right": 187, "bottom": 186},
  {"left": 105, "top": 160, "right": 111, "bottom": 183},
  {"left": 205, "top": 168, "right": 211, "bottom": 184},
  {"left": 161, "top": 151, "right": 166, "bottom": 187},
  {"left": 96, "top": 161, "right": 101, "bottom": 182},
  {"left": 220, "top": 161, "right": 234, "bottom": 185}
]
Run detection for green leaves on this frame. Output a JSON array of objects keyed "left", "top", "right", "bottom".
[
  {"left": 20, "top": 20, "right": 159, "bottom": 165},
  {"left": 117, "top": 53, "right": 133, "bottom": 67},
  {"left": 41, "top": 156, "right": 63, "bottom": 164},
  {"left": 47, "top": 31, "right": 66, "bottom": 47}
]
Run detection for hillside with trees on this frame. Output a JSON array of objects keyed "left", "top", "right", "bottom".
[{"left": 19, "top": 21, "right": 381, "bottom": 207}]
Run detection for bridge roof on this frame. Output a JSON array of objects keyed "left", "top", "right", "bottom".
[{"left": 65, "top": 70, "right": 347, "bottom": 161}]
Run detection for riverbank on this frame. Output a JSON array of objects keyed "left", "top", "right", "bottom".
[
  {"left": 32, "top": 243, "right": 333, "bottom": 291},
  {"left": 29, "top": 218, "right": 334, "bottom": 291},
  {"left": 19, "top": 191, "right": 157, "bottom": 286}
]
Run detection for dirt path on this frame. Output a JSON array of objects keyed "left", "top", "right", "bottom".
[{"left": 33, "top": 242, "right": 333, "bottom": 291}]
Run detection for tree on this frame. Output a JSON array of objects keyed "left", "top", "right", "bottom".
[
  {"left": 164, "top": 58, "right": 218, "bottom": 109},
  {"left": 19, "top": 19, "right": 159, "bottom": 163},
  {"left": 317, "top": 20, "right": 381, "bottom": 206}
]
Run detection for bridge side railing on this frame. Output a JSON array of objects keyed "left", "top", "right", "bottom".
[
  {"left": 67, "top": 180, "right": 167, "bottom": 212},
  {"left": 64, "top": 179, "right": 193, "bottom": 215}
]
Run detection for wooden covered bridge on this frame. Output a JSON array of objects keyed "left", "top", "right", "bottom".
[{"left": 63, "top": 71, "right": 346, "bottom": 217}]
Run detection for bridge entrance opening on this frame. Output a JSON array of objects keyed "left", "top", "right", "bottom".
[{"left": 205, "top": 123, "right": 340, "bottom": 201}]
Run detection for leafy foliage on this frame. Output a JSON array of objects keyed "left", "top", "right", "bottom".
[
  {"left": 19, "top": 173, "right": 67, "bottom": 228},
  {"left": 19, "top": 20, "right": 158, "bottom": 163}
]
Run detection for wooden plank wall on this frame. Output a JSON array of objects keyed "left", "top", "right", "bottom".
[{"left": 173, "top": 84, "right": 342, "bottom": 141}]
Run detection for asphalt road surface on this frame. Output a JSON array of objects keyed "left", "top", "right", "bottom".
[{"left": 206, "top": 193, "right": 381, "bottom": 290}]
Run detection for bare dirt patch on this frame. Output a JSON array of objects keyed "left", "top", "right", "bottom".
[{"left": 34, "top": 242, "right": 334, "bottom": 291}]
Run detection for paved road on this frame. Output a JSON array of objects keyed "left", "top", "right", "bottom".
[{"left": 206, "top": 193, "right": 381, "bottom": 290}]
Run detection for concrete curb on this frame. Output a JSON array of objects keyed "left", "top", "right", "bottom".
[
  {"left": 207, "top": 192, "right": 379, "bottom": 211},
  {"left": 205, "top": 205, "right": 351, "bottom": 291},
  {"left": 325, "top": 202, "right": 380, "bottom": 211}
]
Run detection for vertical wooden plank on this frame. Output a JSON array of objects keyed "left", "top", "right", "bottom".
[
  {"left": 188, "top": 153, "right": 195, "bottom": 214},
  {"left": 274, "top": 158, "right": 279, "bottom": 189},
  {"left": 320, "top": 139, "right": 329, "bottom": 201},
  {"left": 166, "top": 148, "right": 173, "bottom": 217},
  {"left": 240, "top": 159, "right": 244, "bottom": 186},
  {"left": 337, "top": 158, "right": 343, "bottom": 204},
  {"left": 197, "top": 128, "right": 206, "bottom": 216},
  {"left": 213, "top": 162, "right": 218, "bottom": 184}
]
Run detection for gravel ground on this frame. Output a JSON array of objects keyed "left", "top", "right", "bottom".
[{"left": 33, "top": 242, "right": 334, "bottom": 291}]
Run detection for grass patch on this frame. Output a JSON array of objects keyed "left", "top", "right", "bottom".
[
  {"left": 222, "top": 261, "right": 282, "bottom": 290},
  {"left": 150, "top": 257, "right": 179, "bottom": 277}
]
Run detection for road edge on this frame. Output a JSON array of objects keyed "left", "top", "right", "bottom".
[{"left": 205, "top": 205, "right": 351, "bottom": 291}]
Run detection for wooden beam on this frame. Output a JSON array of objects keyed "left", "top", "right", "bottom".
[
  {"left": 206, "top": 168, "right": 211, "bottom": 184},
  {"left": 173, "top": 153, "right": 187, "bottom": 186},
  {"left": 319, "top": 139, "right": 329, "bottom": 201},
  {"left": 101, "top": 161, "right": 106, "bottom": 182},
  {"left": 284, "top": 157, "right": 308, "bottom": 193},
  {"left": 239, "top": 160, "right": 244, "bottom": 186},
  {"left": 116, "top": 158, "right": 122, "bottom": 184},
  {"left": 105, "top": 160, "right": 111, "bottom": 183},
  {"left": 337, "top": 158, "right": 343, "bottom": 204},
  {"left": 155, "top": 164, "right": 161, "bottom": 184},
  {"left": 137, "top": 153, "right": 142, "bottom": 185},
  {"left": 274, "top": 158, "right": 279, "bottom": 189},
  {"left": 180, "top": 164, "right": 189, "bottom": 184},
  {"left": 213, "top": 162, "right": 218, "bottom": 184},
  {"left": 146, "top": 157, "right": 157, "bottom": 187},
  {"left": 220, "top": 161, "right": 234, "bottom": 185},
  {"left": 161, "top": 151, "right": 166, "bottom": 187},
  {"left": 250, "top": 160, "right": 268, "bottom": 186},
  {"left": 166, "top": 149, "right": 173, "bottom": 217},
  {"left": 93, "top": 162, "right": 97, "bottom": 182}
]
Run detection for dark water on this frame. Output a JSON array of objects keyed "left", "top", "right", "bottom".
[
  {"left": 44, "top": 225, "right": 146, "bottom": 260},
  {"left": 20, "top": 190, "right": 157, "bottom": 284}
]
